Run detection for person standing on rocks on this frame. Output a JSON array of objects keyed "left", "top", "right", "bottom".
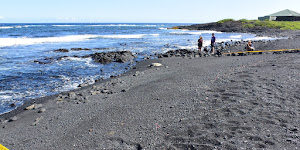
[
  {"left": 198, "top": 36, "right": 203, "bottom": 55},
  {"left": 211, "top": 33, "right": 216, "bottom": 55}
]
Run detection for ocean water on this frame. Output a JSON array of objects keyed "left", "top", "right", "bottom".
[{"left": 0, "top": 23, "right": 275, "bottom": 114}]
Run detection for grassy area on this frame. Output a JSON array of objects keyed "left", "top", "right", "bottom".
[
  {"left": 216, "top": 19, "right": 235, "bottom": 23},
  {"left": 217, "top": 19, "right": 300, "bottom": 30},
  {"left": 250, "top": 21, "right": 300, "bottom": 30}
]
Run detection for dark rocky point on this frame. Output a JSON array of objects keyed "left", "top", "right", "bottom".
[
  {"left": 10, "top": 103, "right": 16, "bottom": 107},
  {"left": 54, "top": 49, "right": 69, "bottom": 52},
  {"left": 88, "top": 51, "right": 136, "bottom": 63},
  {"left": 71, "top": 48, "right": 91, "bottom": 51}
]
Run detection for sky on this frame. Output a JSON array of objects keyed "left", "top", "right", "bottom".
[{"left": 0, "top": 0, "right": 300, "bottom": 23}]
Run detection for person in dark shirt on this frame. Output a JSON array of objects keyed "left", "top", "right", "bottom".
[
  {"left": 211, "top": 33, "right": 216, "bottom": 54},
  {"left": 198, "top": 36, "right": 203, "bottom": 54}
]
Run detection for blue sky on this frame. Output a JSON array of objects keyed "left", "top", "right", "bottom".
[{"left": 0, "top": 0, "right": 300, "bottom": 23}]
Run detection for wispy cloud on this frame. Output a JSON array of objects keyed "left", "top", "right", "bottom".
[{"left": 0, "top": 16, "right": 4, "bottom": 19}]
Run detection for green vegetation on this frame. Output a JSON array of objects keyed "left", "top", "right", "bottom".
[
  {"left": 238, "top": 19, "right": 260, "bottom": 23},
  {"left": 217, "top": 18, "right": 300, "bottom": 30},
  {"left": 246, "top": 20, "right": 300, "bottom": 30},
  {"left": 217, "top": 19, "right": 235, "bottom": 23},
  {"left": 242, "top": 24, "right": 255, "bottom": 28}
]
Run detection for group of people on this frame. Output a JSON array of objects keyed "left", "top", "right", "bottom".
[
  {"left": 197, "top": 33, "right": 255, "bottom": 55},
  {"left": 197, "top": 33, "right": 216, "bottom": 55}
]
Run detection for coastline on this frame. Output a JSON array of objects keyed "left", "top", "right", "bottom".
[{"left": 1, "top": 26, "right": 300, "bottom": 149}]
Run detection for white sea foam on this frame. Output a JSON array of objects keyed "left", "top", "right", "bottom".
[
  {"left": 53, "top": 24, "right": 157, "bottom": 27},
  {"left": 159, "top": 27, "right": 168, "bottom": 30},
  {"left": 176, "top": 41, "right": 211, "bottom": 50},
  {"left": 0, "top": 26, "right": 13, "bottom": 29},
  {"left": 188, "top": 30, "right": 222, "bottom": 35},
  {"left": 0, "top": 33, "right": 161, "bottom": 47},
  {"left": 0, "top": 34, "right": 99, "bottom": 47},
  {"left": 170, "top": 30, "right": 222, "bottom": 35},
  {"left": 217, "top": 36, "right": 274, "bottom": 43},
  {"left": 99, "top": 34, "right": 145, "bottom": 38},
  {"left": 0, "top": 25, "right": 45, "bottom": 29},
  {"left": 150, "top": 34, "right": 159, "bottom": 36},
  {"left": 99, "top": 34, "right": 159, "bottom": 39},
  {"left": 229, "top": 35, "right": 243, "bottom": 38},
  {"left": 245, "top": 37, "right": 275, "bottom": 41},
  {"left": 86, "top": 24, "right": 136, "bottom": 27},
  {"left": 52, "top": 25, "right": 78, "bottom": 27}
]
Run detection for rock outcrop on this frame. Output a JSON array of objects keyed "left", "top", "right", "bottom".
[{"left": 88, "top": 51, "right": 136, "bottom": 63}]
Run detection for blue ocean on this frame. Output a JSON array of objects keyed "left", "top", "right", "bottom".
[{"left": 0, "top": 23, "right": 274, "bottom": 114}]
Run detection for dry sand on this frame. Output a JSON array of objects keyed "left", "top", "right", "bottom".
[{"left": 0, "top": 50, "right": 299, "bottom": 149}]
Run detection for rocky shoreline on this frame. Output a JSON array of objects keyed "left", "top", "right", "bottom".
[{"left": 174, "top": 20, "right": 300, "bottom": 38}]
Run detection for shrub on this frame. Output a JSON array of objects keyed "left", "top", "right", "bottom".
[
  {"left": 239, "top": 19, "right": 250, "bottom": 23},
  {"left": 217, "top": 19, "right": 300, "bottom": 30},
  {"left": 243, "top": 24, "right": 255, "bottom": 28},
  {"left": 217, "top": 19, "right": 235, "bottom": 23}
]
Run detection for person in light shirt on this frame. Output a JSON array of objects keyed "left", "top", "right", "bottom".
[{"left": 246, "top": 40, "right": 255, "bottom": 51}]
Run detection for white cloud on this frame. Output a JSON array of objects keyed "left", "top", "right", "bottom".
[{"left": 0, "top": 16, "right": 4, "bottom": 20}]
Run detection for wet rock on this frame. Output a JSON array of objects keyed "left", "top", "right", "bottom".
[
  {"left": 10, "top": 103, "right": 16, "bottom": 107},
  {"left": 34, "top": 104, "right": 43, "bottom": 109},
  {"left": 68, "top": 92, "right": 76, "bottom": 99},
  {"left": 88, "top": 51, "right": 136, "bottom": 63},
  {"left": 25, "top": 104, "right": 35, "bottom": 110},
  {"left": 38, "top": 108, "right": 46, "bottom": 113},
  {"left": 71, "top": 48, "right": 91, "bottom": 51},
  {"left": 93, "top": 48, "right": 110, "bottom": 50},
  {"left": 133, "top": 71, "right": 140, "bottom": 76},
  {"left": 54, "top": 49, "right": 69, "bottom": 52},
  {"left": 78, "top": 80, "right": 93, "bottom": 88},
  {"left": 150, "top": 63, "right": 163, "bottom": 67},
  {"left": 34, "top": 56, "right": 68, "bottom": 64},
  {"left": 9, "top": 116, "right": 18, "bottom": 122},
  {"left": 91, "top": 91, "right": 100, "bottom": 95},
  {"left": 101, "top": 89, "right": 111, "bottom": 94}
]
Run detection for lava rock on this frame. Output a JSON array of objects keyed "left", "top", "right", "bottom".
[
  {"left": 88, "top": 51, "right": 136, "bottom": 63},
  {"left": 10, "top": 103, "right": 16, "bottom": 107},
  {"left": 54, "top": 49, "right": 69, "bottom": 52},
  {"left": 38, "top": 108, "right": 46, "bottom": 113}
]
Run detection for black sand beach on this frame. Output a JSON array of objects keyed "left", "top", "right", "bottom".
[{"left": 1, "top": 25, "right": 300, "bottom": 149}]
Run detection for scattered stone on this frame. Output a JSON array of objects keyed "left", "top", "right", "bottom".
[
  {"left": 54, "top": 49, "right": 69, "bottom": 52},
  {"left": 68, "top": 92, "right": 76, "bottom": 99},
  {"left": 31, "top": 116, "right": 44, "bottom": 126},
  {"left": 25, "top": 104, "right": 35, "bottom": 110},
  {"left": 1, "top": 119, "right": 8, "bottom": 124},
  {"left": 78, "top": 80, "right": 93, "bottom": 87},
  {"left": 91, "top": 91, "right": 100, "bottom": 95},
  {"left": 121, "top": 89, "right": 127, "bottom": 92},
  {"left": 10, "top": 103, "right": 16, "bottom": 107},
  {"left": 38, "top": 108, "right": 46, "bottom": 113},
  {"left": 150, "top": 63, "right": 163, "bottom": 67},
  {"left": 101, "top": 89, "right": 110, "bottom": 94},
  {"left": 133, "top": 71, "right": 140, "bottom": 76},
  {"left": 34, "top": 104, "right": 43, "bottom": 109},
  {"left": 71, "top": 48, "right": 91, "bottom": 51},
  {"left": 9, "top": 116, "right": 18, "bottom": 122}
]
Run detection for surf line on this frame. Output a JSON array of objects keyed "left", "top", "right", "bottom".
[{"left": 223, "top": 48, "right": 300, "bottom": 56}]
